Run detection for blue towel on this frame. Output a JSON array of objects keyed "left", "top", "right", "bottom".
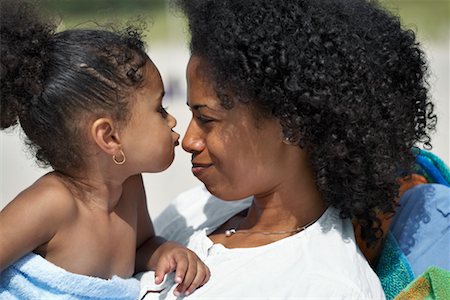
[
  {"left": 390, "top": 184, "right": 450, "bottom": 277},
  {"left": 0, "top": 253, "right": 140, "bottom": 300}
]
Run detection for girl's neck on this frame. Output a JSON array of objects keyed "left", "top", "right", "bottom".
[{"left": 54, "top": 169, "right": 126, "bottom": 213}]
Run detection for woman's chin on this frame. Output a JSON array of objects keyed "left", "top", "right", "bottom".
[{"left": 203, "top": 183, "right": 250, "bottom": 201}]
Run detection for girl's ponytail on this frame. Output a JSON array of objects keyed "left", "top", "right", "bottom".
[{"left": 0, "top": 0, "right": 55, "bottom": 129}]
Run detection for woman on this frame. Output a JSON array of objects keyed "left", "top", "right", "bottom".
[{"left": 141, "top": 0, "right": 435, "bottom": 298}]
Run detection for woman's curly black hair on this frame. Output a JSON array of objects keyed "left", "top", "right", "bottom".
[
  {"left": 177, "top": 0, "right": 437, "bottom": 245},
  {"left": 1, "top": 0, "right": 148, "bottom": 173}
]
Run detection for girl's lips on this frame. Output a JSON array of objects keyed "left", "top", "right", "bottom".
[{"left": 173, "top": 132, "right": 180, "bottom": 146}]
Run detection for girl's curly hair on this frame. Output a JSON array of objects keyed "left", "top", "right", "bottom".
[
  {"left": 177, "top": 0, "right": 437, "bottom": 245},
  {"left": 1, "top": 0, "right": 148, "bottom": 172}
]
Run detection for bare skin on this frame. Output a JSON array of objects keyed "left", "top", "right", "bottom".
[
  {"left": 0, "top": 59, "right": 209, "bottom": 296},
  {"left": 183, "top": 56, "right": 328, "bottom": 249},
  {"left": 0, "top": 172, "right": 142, "bottom": 278}
]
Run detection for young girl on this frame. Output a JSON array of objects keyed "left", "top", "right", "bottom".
[{"left": 0, "top": 0, "right": 209, "bottom": 298}]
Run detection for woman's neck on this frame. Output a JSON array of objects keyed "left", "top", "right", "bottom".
[
  {"left": 209, "top": 160, "right": 327, "bottom": 248},
  {"left": 244, "top": 145, "right": 326, "bottom": 229},
  {"left": 244, "top": 171, "right": 327, "bottom": 232}
]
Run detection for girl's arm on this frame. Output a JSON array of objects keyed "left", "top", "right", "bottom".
[
  {"left": 133, "top": 175, "right": 210, "bottom": 296},
  {"left": 0, "top": 175, "right": 73, "bottom": 272}
]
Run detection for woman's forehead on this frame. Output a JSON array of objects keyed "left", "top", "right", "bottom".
[
  {"left": 186, "top": 59, "right": 222, "bottom": 107},
  {"left": 186, "top": 56, "right": 210, "bottom": 84}
]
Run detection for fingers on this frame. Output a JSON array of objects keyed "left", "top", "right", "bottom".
[
  {"left": 174, "top": 259, "right": 195, "bottom": 296},
  {"left": 174, "top": 257, "right": 210, "bottom": 297},
  {"left": 173, "top": 255, "right": 189, "bottom": 285},
  {"left": 152, "top": 241, "right": 210, "bottom": 296},
  {"left": 184, "top": 263, "right": 210, "bottom": 296},
  {"left": 154, "top": 257, "right": 176, "bottom": 284}
]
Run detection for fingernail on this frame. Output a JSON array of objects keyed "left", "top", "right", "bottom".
[
  {"left": 185, "top": 291, "right": 191, "bottom": 296},
  {"left": 175, "top": 276, "right": 182, "bottom": 283},
  {"left": 174, "top": 290, "right": 180, "bottom": 297}
]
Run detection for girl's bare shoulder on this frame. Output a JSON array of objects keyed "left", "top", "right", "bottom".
[
  {"left": 28, "top": 172, "right": 73, "bottom": 197},
  {"left": 8, "top": 172, "right": 78, "bottom": 220},
  {"left": 0, "top": 173, "right": 79, "bottom": 267}
]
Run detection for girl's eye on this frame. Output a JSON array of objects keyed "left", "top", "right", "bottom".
[{"left": 158, "top": 106, "right": 169, "bottom": 118}]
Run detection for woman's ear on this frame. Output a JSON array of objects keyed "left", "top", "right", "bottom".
[{"left": 90, "top": 118, "right": 121, "bottom": 155}]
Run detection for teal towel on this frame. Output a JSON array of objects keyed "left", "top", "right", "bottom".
[
  {"left": 0, "top": 253, "right": 140, "bottom": 300},
  {"left": 413, "top": 148, "right": 450, "bottom": 186},
  {"left": 416, "top": 155, "right": 448, "bottom": 186},
  {"left": 376, "top": 232, "right": 415, "bottom": 300}
]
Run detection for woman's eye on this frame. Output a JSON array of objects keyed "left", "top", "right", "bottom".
[
  {"left": 196, "top": 115, "right": 214, "bottom": 124},
  {"left": 158, "top": 106, "right": 169, "bottom": 118}
]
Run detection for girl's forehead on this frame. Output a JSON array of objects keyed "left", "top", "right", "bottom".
[
  {"left": 131, "top": 59, "right": 164, "bottom": 99},
  {"left": 142, "top": 59, "right": 162, "bottom": 82},
  {"left": 143, "top": 59, "right": 158, "bottom": 76}
]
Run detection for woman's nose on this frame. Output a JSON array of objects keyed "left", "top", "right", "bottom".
[{"left": 182, "top": 119, "right": 205, "bottom": 154}]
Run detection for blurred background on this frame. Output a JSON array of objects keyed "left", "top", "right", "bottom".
[{"left": 1, "top": 0, "right": 449, "bottom": 216}]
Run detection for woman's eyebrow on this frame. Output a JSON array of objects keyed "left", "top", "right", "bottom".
[
  {"left": 186, "top": 103, "right": 222, "bottom": 112},
  {"left": 187, "top": 103, "right": 207, "bottom": 110},
  {"left": 185, "top": 102, "right": 207, "bottom": 109}
]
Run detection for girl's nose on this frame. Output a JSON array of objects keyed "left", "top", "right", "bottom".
[{"left": 167, "top": 112, "right": 177, "bottom": 129}]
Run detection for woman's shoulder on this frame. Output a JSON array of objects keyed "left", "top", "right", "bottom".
[
  {"left": 251, "top": 207, "right": 384, "bottom": 297},
  {"left": 301, "top": 207, "right": 384, "bottom": 296},
  {"left": 306, "top": 207, "right": 367, "bottom": 262}
]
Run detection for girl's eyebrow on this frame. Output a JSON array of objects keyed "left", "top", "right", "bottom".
[{"left": 153, "top": 90, "right": 165, "bottom": 104}]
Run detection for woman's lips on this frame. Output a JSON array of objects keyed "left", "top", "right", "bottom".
[{"left": 191, "top": 163, "right": 213, "bottom": 177}]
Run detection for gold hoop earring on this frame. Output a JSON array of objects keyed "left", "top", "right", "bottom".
[
  {"left": 113, "top": 150, "right": 126, "bottom": 165},
  {"left": 283, "top": 137, "right": 293, "bottom": 145}
]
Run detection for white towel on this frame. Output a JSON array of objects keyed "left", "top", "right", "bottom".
[
  {"left": 136, "top": 271, "right": 175, "bottom": 300},
  {"left": 0, "top": 253, "right": 140, "bottom": 300}
]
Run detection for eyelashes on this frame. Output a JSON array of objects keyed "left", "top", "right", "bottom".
[
  {"left": 187, "top": 108, "right": 215, "bottom": 125},
  {"left": 158, "top": 105, "right": 169, "bottom": 118},
  {"left": 196, "top": 115, "right": 213, "bottom": 124}
]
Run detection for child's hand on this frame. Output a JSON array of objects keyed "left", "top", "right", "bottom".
[{"left": 152, "top": 241, "right": 210, "bottom": 296}]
